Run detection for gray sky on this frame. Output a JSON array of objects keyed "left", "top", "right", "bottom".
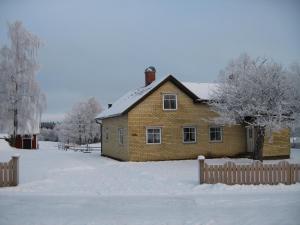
[{"left": 1, "top": 0, "right": 300, "bottom": 121}]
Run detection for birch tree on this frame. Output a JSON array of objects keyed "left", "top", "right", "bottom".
[
  {"left": 0, "top": 21, "right": 46, "bottom": 143},
  {"left": 210, "top": 54, "right": 300, "bottom": 160}
]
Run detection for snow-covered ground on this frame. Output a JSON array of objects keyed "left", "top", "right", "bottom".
[{"left": 0, "top": 139, "right": 300, "bottom": 225}]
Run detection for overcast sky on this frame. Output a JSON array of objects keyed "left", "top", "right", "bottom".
[{"left": 0, "top": 0, "right": 300, "bottom": 121}]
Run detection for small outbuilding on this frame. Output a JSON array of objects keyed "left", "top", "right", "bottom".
[{"left": 14, "top": 134, "right": 38, "bottom": 149}]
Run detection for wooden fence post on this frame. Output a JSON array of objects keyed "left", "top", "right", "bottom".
[
  {"left": 198, "top": 156, "right": 205, "bottom": 184},
  {"left": 12, "top": 155, "right": 19, "bottom": 186}
]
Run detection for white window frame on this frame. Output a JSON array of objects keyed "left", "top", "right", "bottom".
[
  {"left": 209, "top": 126, "right": 223, "bottom": 142},
  {"left": 163, "top": 94, "right": 178, "bottom": 111},
  {"left": 182, "top": 126, "right": 197, "bottom": 144},
  {"left": 146, "top": 127, "right": 162, "bottom": 144},
  {"left": 118, "top": 128, "right": 124, "bottom": 145}
]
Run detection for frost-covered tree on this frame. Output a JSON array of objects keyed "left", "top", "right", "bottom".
[
  {"left": 210, "top": 54, "right": 300, "bottom": 160},
  {"left": 58, "top": 97, "right": 102, "bottom": 145},
  {"left": 0, "top": 21, "right": 46, "bottom": 143},
  {"left": 289, "top": 62, "right": 300, "bottom": 127}
]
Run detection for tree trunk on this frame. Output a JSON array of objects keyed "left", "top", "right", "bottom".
[
  {"left": 254, "top": 126, "right": 265, "bottom": 161},
  {"left": 12, "top": 82, "right": 18, "bottom": 147}
]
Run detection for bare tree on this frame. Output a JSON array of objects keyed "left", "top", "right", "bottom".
[
  {"left": 0, "top": 21, "right": 46, "bottom": 143},
  {"left": 210, "top": 54, "right": 300, "bottom": 160}
]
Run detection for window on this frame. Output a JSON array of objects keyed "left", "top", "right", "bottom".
[
  {"left": 163, "top": 94, "right": 177, "bottom": 110},
  {"left": 209, "top": 127, "right": 223, "bottom": 142},
  {"left": 183, "top": 127, "right": 196, "bottom": 143},
  {"left": 105, "top": 128, "right": 109, "bottom": 141},
  {"left": 118, "top": 128, "right": 124, "bottom": 145},
  {"left": 146, "top": 128, "right": 161, "bottom": 144}
]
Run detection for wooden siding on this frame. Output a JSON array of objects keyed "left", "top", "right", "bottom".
[
  {"left": 127, "top": 81, "right": 246, "bottom": 161},
  {"left": 102, "top": 115, "right": 129, "bottom": 161},
  {"left": 263, "top": 128, "right": 291, "bottom": 158}
]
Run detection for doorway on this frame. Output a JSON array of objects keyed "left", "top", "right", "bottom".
[
  {"left": 246, "top": 126, "right": 255, "bottom": 153},
  {"left": 22, "top": 136, "right": 32, "bottom": 149}
]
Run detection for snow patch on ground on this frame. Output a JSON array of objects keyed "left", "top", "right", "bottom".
[{"left": 1, "top": 140, "right": 300, "bottom": 225}]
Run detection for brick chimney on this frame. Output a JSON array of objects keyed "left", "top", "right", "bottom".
[{"left": 145, "top": 66, "right": 156, "bottom": 86}]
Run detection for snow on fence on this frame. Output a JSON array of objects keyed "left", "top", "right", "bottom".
[
  {"left": 0, "top": 155, "right": 19, "bottom": 187},
  {"left": 198, "top": 156, "right": 300, "bottom": 185},
  {"left": 57, "top": 143, "right": 101, "bottom": 153}
]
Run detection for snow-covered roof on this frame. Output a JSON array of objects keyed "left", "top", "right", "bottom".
[
  {"left": 97, "top": 76, "right": 168, "bottom": 119},
  {"left": 182, "top": 82, "right": 218, "bottom": 100},
  {"left": 96, "top": 75, "right": 218, "bottom": 119}
]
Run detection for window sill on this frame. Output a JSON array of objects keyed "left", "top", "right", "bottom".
[
  {"left": 183, "top": 141, "right": 196, "bottom": 144},
  {"left": 209, "top": 140, "right": 223, "bottom": 143},
  {"left": 163, "top": 109, "right": 178, "bottom": 111}
]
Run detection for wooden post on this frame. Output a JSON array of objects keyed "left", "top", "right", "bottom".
[
  {"left": 12, "top": 155, "right": 19, "bottom": 186},
  {"left": 198, "top": 156, "right": 205, "bottom": 184}
]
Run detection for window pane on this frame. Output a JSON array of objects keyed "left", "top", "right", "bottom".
[
  {"left": 154, "top": 133, "right": 160, "bottom": 143},
  {"left": 154, "top": 129, "right": 160, "bottom": 133},
  {"left": 170, "top": 100, "right": 176, "bottom": 109},
  {"left": 210, "top": 130, "right": 216, "bottom": 140},
  {"left": 184, "top": 132, "right": 188, "bottom": 142},
  {"left": 190, "top": 131, "right": 195, "bottom": 141},
  {"left": 147, "top": 133, "right": 153, "bottom": 143},
  {"left": 164, "top": 100, "right": 170, "bottom": 109},
  {"left": 215, "top": 131, "right": 221, "bottom": 140},
  {"left": 118, "top": 128, "right": 124, "bottom": 144}
]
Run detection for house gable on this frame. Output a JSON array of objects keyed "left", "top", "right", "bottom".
[{"left": 96, "top": 75, "right": 201, "bottom": 120}]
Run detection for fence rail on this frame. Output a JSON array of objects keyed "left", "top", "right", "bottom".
[
  {"left": 198, "top": 156, "right": 300, "bottom": 185},
  {"left": 0, "top": 155, "right": 19, "bottom": 187},
  {"left": 57, "top": 143, "right": 101, "bottom": 152}
]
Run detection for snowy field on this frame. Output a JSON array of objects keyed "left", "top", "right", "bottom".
[{"left": 0, "top": 140, "right": 300, "bottom": 225}]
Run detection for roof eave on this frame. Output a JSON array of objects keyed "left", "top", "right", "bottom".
[
  {"left": 195, "top": 98, "right": 210, "bottom": 103},
  {"left": 96, "top": 112, "right": 124, "bottom": 120}
]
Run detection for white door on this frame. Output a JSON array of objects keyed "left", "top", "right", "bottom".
[{"left": 246, "top": 127, "right": 255, "bottom": 153}]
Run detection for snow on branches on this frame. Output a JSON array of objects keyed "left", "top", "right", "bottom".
[
  {"left": 210, "top": 54, "right": 300, "bottom": 160},
  {"left": 210, "top": 54, "right": 300, "bottom": 133},
  {"left": 0, "top": 21, "right": 46, "bottom": 136},
  {"left": 57, "top": 97, "right": 102, "bottom": 145}
]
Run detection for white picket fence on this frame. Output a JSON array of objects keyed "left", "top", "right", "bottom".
[{"left": 0, "top": 155, "right": 19, "bottom": 187}]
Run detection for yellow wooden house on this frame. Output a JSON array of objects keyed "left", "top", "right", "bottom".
[{"left": 96, "top": 67, "right": 290, "bottom": 161}]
